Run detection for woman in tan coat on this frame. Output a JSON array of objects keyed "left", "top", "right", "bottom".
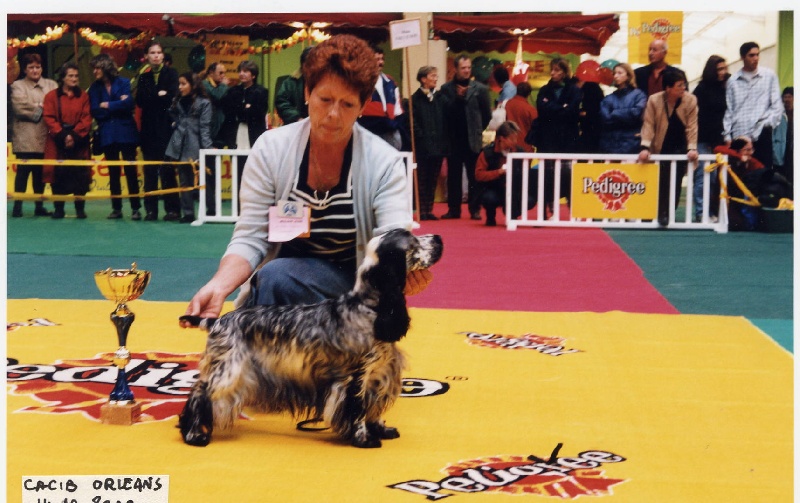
[{"left": 638, "top": 68, "right": 698, "bottom": 226}]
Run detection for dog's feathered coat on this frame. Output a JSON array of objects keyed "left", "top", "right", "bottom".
[{"left": 179, "top": 229, "right": 443, "bottom": 448}]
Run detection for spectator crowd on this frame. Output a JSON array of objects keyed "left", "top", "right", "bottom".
[{"left": 8, "top": 38, "right": 793, "bottom": 231}]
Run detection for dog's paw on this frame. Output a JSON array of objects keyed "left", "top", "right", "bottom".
[
  {"left": 367, "top": 422, "right": 400, "bottom": 440},
  {"left": 352, "top": 435, "right": 383, "bottom": 448},
  {"left": 380, "top": 426, "right": 400, "bottom": 440}
]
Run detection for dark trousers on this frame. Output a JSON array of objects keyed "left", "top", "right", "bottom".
[
  {"left": 13, "top": 152, "right": 48, "bottom": 211},
  {"left": 543, "top": 160, "right": 572, "bottom": 212},
  {"left": 142, "top": 150, "right": 180, "bottom": 216},
  {"left": 658, "top": 160, "right": 687, "bottom": 222},
  {"left": 104, "top": 143, "right": 141, "bottom": 211},
  {"left": 416, "top": 155, "right": 442, "bottom": 215},
  {"left": 446, "top": 149, "right": 480, "bottom": 215},
  {"left": 754, "top": 126, "right": 774, "bottom": 170},
  {"left": 52, "top": 166, "right": 91, "bottom": 214},
  {"left": 203, "top": 154, "right": 218, "bottom": 214}
]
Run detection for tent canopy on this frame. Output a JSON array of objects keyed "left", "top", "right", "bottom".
[
  {"left": 7, "top": 13, "right": 402, "bottom": 44},
  {"left": 8, "top": 12, "right": 619, "bottom": 54},
  {"left": 433, "top": 13, "right": 620, "bottom": 55}
]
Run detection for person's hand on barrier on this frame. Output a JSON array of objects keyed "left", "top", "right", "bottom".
[
  {"left": 637, "top": 149, "right": 651, "bottom": 163},
  {"left": 687, "top": 149, "right": 699, "bottom": 162},
  {"left": 404, "top": 269, "right": 433, "bottom": 296}
]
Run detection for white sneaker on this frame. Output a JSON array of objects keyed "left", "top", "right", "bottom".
[{"left": 710, "top": 216, "right": 719, "bottom": 223}]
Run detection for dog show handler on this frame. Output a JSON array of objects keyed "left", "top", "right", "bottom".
[{"left": 182, "top": 35, "right": 432, "bottom": 326}]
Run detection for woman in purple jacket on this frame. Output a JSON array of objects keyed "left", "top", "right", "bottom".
[{"left": 88, "top": 53, "right": 142, "bottom": 220}]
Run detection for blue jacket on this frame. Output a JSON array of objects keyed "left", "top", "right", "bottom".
[
  {"left": 88, "top": 76, "right": 138, "bottom": 147},
  {"left": 599, "top": 86, "right": 647, "bottom": 154}
]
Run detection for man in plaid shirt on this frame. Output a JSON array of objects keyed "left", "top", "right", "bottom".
[{"left": 723, "top": 41, "right": 784, "bottom": 168}]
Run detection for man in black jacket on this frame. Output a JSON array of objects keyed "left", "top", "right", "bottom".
[
  {"left": 634, "top": 39, "right": 678, "bottom": 97},
  {"left": 439, "top": 55, "right": 492, "bottom": 220}
]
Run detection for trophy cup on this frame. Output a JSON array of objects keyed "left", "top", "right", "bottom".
[{"left": 94, "top": 263, "right": 151, "bottom": 425}]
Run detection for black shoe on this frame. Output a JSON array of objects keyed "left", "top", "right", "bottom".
[
  {"left": 179, "top": 214, "right": 195, "bottom": 223},
  {"left": 420, "top": 213, "right": 439, "bottom": 221},
  {"left": 76, "top": 211, "right": 87, "bottom": 219},
  {"left": 657, "top": 215, "right": 669, "bottom": 227},
  {"left": 470, "top": 212, "right": 482, "bottom": 220},
  {"left": 144, "top": 212, "right": 157, "bottom": 221},
  {"left": 11, "top": 208, "right": 23, "bottom": 218},
  {"left": 107, "top": 210, "right": 123, "bottom": 219},
  {"left": 131, "top": 210, "right": 142, "bottom": 221},
  {"left": 485, "top": 218, "right": 497, "bottom": 227},
  {"left": 163, "top": 212, "right": 180, "bottom": 222},
  {"left": 34, "top": 207, "right": 52, "bottom": 217},
  {"left": 441, "top": 212, "right": 460, "bottom": 219},
  {"left": 51, "top": 210, "right": 65, "bottom": 219}
]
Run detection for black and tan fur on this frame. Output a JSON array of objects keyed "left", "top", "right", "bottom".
[{"left": 179, "top": 229, "right": 443, "bottom": 448}]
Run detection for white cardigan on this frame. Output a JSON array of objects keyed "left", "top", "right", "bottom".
[{"left": 224, "top": 118, "right": 413, "bottom": 271}]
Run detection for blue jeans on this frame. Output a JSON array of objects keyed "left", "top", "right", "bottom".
[
  {"left": 693, "top": 143, "right": 720, "bottom": 219},
  {"left": 251, "top": 258, "right": 355, "bottom": 306}
]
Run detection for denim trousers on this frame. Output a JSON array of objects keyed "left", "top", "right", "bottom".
[{"left": 251, "top": 257, "right": 355, "bottom": 307}]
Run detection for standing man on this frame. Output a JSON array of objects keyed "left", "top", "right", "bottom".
[
  {"left": 440, "top": 54, "right": 492, "bottom": 220},
  {"left": 411, "top": 65, "right": 450, "bottom": 221},
  {"left": 201, "top": 62, "right": 229, "bottom": 215},
  {"left": 634, "top": 39, "right": 678, "bottom": 97},
  {"left": 275, "top": 46, "right": 311, "bottom": 125},
  {"left": 358, "top": 46, "right": 404, "bottom": 150},
  {"left": 723, "top": 41, "right": 784, "bottom": 170}
]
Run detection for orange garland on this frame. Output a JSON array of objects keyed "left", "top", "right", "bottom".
[
  {"left": 78, "top": 28, "right": 153, "bottom": 49},
  {"left": 7, "top": 24, "right": 69, "bottom": 49}
]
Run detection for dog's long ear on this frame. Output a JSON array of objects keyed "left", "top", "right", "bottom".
[{"left": 373, "top": 244, "right": 411, "bottom": 343}]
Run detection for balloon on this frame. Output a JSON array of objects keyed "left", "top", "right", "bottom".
[
  {"left": 575, "top": 60, "right": 600, "bottom": 83},
  {"left": 600, "top": 59, "right": 619, "bottom": 70},
  {"left": 597, "top": 66, "right": 614, "bottom": 86},
  {"left": 471, "top": 55, "right": 501, "bottom": 84},
  {"left": 7, "top": 45, "right": 19, "bottom": 61},
  {"left": 188, "top": 45, "right": 206, "bottom": 73}
]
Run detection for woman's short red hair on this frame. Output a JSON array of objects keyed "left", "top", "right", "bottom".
[{"left": 303, "top": 35, "right": 379, "bottom": 105}]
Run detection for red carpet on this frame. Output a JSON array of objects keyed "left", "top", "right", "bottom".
[{"left": 408, "top": 204, "right": 678, "bottom": 314}]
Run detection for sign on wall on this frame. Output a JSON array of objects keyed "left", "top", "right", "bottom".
[{"left": 627, "top": 12, "right": 684, "bottom": 65}]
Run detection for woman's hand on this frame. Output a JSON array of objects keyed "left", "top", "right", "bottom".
[
  {"left": 637, "top": 149, "right": 651, "bottom": 163},
  {"left": 181, "top": 282, "right": 229, "bottom": 328},
  {"left": 404, "top": 269, "right": 433, "bottom": 296}
]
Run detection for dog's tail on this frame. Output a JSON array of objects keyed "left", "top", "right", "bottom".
[{"left": 179, "top": 315, "right": 219, "bottom": 331}]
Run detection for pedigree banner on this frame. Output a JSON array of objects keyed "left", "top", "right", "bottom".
[
  {"left": 571, "top": 163, "right": 659, "bottom": 220},
  {"left": 627, "top": 12, "right": 683, "bottom": 65}
]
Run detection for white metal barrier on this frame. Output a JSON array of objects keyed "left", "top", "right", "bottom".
[
  {"left": 193, "top": 148, "right": 416, "bottom": 226},
  {"left": 503, "top": 153, "right": 729, "bottom": 233}
]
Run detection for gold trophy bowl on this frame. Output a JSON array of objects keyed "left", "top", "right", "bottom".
[{"left": 94, "top": 263, "right": 151, "bottom": 425}]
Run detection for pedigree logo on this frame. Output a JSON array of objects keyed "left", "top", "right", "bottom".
[
  {"left": 461, "top": 332, "right": 581, "bottom": 356},
  {"left": 6, "top": 354, "right": 449, "bottom": 422},
  {"left": 389, "top": 444, "right": 628, "bottom": 499},
  {"left": 629, "top": 18, "right": 681, "bottom": 40},
  {"left": 581, "top": 170, "right": 646, "bottom": 212}
]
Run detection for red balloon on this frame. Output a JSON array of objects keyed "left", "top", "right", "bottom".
[
  {"left": 597, "top": 66, "right": 614, "bottom": 86},
  {"left": 8, "top": 45, "right": 19, "bottom": 61},
  {"left": 575, "top": 60, "right": 601, "bottom": 83}
]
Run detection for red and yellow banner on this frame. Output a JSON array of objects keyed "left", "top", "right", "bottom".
[
  {"left": 627, "top": 11, "right": 684, "bottom": 65},
  {"left": 571, "top": 162, "right": 659, "bottom": 219}
]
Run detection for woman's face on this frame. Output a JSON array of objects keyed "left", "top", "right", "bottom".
[
  {"left": 715, "top": 61, "right": 727, "bottom": 81},
  {"left": 92, "top": 65, "right": 105, "bottom": 82},
  {"left": 62, "top": 68, "right": 79, "bottom": 91},
  {"left": 146, "top": 44, "right": 164, "bottom": 66},
  {"left": 24, "top": 62, "right": 42, "bottom": 82},
  {"left": 496, "top": 133, "right": 518, "bottom": 154},
  {"left": 665, "top": 80, "right": 687, "bottom": 101},
  {"left": 420, "top": 71, "right": 438, "bottom": 91},
  {"left": 550, "top": 65, "right": 565, "bottom": 83},
  {"left": 178, "top": 76, "right": 192, "bottom": 97},
  {"left": 238, "top": 69, "right": 254, "bottom": 87},
  {"left": 306, "top": 73, "right": 366, "bottom": 146},
  {"left": 613, "top": 67, "right": 629, "bottom": 87}
]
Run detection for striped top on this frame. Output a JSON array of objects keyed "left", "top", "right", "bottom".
[{"left": 279, "top": 139, "right": 357, "bottom": 275}]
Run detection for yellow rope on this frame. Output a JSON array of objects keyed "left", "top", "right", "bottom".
[
  {"left": 704, "top": 153, "right": 761, "bottom": 208},
  {"left": 6, "top": 158, "right": 196, "bottom": 167}
]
